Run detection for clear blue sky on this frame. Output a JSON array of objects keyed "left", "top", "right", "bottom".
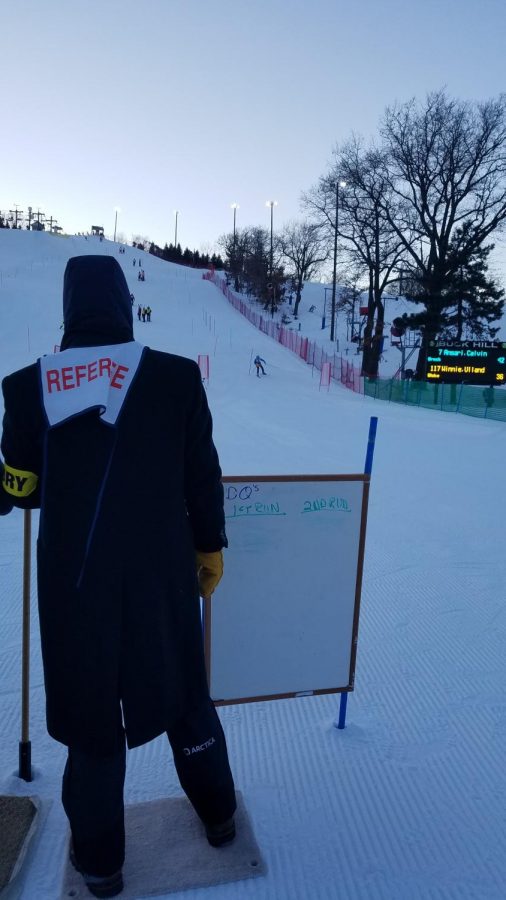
[{"left": 3, "top": 0, "right": 506, "bottom": 273}]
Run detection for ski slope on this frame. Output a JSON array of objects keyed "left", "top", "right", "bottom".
[{"left": 0, "top": 230, "right": 505, "bottom": 899}]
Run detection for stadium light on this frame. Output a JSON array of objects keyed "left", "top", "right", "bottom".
[
  {"left": 113, "top": 206, "right": 121, "bottom": 243},
  {"left": 266, "top": 201, "right": 278, "bottom": 318},
  {"left": 174, "top": 210, "right": 179, "bottom": 247},
  {"left": 330, "top": 181, "right": 346, "bottom": 342},
  {"left": 231, "top": 204, "right": 239, "bottom": 291}
]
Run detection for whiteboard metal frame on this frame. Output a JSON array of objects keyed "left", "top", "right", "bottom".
[{"left": 204, "top": 471, "right": 371, "bottom": 707}]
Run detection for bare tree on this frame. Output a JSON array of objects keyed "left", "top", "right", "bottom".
[
  {"left": 132, "top": 234, "right": 150, "bottom": 250},
  {"left": 337, "top": 141, "right": 407, "bottom": 376},
  {"left": 276, "top": 221, "right": 329, "bottom": 317},
  {"left": 337, "top": 270, "right": 368, "bottom": 345},
  {"left": 380, "top": 89, "right": 506, "bottom": 376},
  {"left": 304, "top": 139, "right": 406, "bottom": 376},
  {"left": 218, "top": 227, "right": 273, "bottom": 302},
  {"left": 302, "top": 175, "right": 345, "bottom": 340}
]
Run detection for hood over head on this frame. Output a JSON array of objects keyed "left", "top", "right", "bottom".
[{"left": 60, "top": 255, "right": 134, "bottom": 350}]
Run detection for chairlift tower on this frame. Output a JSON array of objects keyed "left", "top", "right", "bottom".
[{"left": 9, "top": 205, "right": 24, "bottom": 228}]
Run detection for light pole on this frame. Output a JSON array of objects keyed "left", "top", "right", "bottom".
[
  {"left": 231, "top": 203, "right": 239, "bottom": 290},
  {"left": 322, "top": 286, "right": 333, "bottom": 330},
  {"left": 330, "top": 180, "right": 346, "bottom": 342},
  {"left": 174, "top": 210, "right": 179, "bottom": 248},
  {"left": 266, "top": 200, "right": 277, "bottom": 317},
  {"left": 113, "top": 206, "right": 120, "bottom": 243}
]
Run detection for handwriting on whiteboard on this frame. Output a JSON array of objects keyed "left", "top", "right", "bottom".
[
  {"left": 226, "top": 502, "right": 286, "bottom": 518},
  {"left": 302, "top": 497, "right": 351, "bottom": 513}
]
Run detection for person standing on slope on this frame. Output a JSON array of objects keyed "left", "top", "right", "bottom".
[
  {"left": 253, "top": 355, "right": 266, "bottom": 377},
  {"left": 0, "top": 255, "right": 236, "bottom": 898}
]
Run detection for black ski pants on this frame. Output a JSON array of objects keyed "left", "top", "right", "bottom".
[{"left": 62, "top": 698, "right": 236, "bottom": 877}]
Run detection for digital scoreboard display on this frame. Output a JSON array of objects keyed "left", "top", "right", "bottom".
[{"left": 425, "top": 340, "right": 506, "bottom": 385}]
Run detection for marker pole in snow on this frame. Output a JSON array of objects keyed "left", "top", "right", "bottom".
[
  {"left": 19, "top": 509, "right": 32, "bottom": 781},
  {"left": 336, "top": 416, "right": 378, "bottom": 730},
  {"left": 201, "top": 596, "right": 212, "bottom": 686},
  {"left": 364, "top": 416, "right": 378, "bottom": 478}
]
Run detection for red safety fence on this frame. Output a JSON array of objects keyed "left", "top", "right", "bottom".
[
  {"left": 320, "top": 361, "right": 331, "bottom": 390},
  {"left": 198, "top": 354, "right": 210, "bottom": 382},
  {"left": 202, "top": 271, "right": 363, "bottom": 394}
]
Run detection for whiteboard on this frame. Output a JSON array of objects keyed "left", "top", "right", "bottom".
[{"left": 205, "top": 475, "right": 369, "bottom": 704}]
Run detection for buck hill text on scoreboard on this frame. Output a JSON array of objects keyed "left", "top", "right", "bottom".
[{"left": 426, "top": 341, "right": 506, "bottom": 385}]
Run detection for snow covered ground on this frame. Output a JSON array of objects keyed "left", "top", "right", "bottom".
[
  {"left": 273, "top": 280, "right": 413, "bottom": 379},
  {"left": 1, "top": 230, "right": 505, "bottom": 899}
]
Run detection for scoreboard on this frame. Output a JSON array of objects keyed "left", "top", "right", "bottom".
[{"left": 425, "top": 340, "right": 506, "bottom": 385}]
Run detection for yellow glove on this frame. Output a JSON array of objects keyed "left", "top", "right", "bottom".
[{"left": 196, "top": 550, "right": 224, "bottom": 599}]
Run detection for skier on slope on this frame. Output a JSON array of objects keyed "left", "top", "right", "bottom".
[{"left": 253, "top": 355, "right": 266, "bottom": 377}]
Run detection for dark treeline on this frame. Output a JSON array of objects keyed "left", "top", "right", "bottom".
[
  {"left": 143, "top": 240, "right": 224, "bottom": 270},
  {"left": 1, "top": 215, "right": 38, "bottom": 229}
]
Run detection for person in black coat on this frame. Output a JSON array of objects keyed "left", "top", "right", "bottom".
[{"left": 0, "top": 255, "right": 236, "bottom": 897}]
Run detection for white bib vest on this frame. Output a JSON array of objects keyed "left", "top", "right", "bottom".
[{"left": 39, "top": 341, "right": 144, "bottom": 427}]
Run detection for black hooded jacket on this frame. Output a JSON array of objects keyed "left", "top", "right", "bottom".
[
  {"left": 60, "top": 255, "right": 134, "bottom": 350},
  {"left": 1, "top": 255, "right": 226, "bottom": 754}
]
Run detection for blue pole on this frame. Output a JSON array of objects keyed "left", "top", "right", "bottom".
[
  {"left": 337, "top": 693, "right": 348, "bottom": 730},
  {"left": 336, "top": 416, "right": 378, "bottom": 731},
  {"left": 364, "top": 416, "right": 378, "bottom": 476}
]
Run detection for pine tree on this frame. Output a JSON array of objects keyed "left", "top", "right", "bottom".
[
  {"left": 443, "top": 233, "right": 504, "bottom": 341},
  {"left": 402, "top": 225, "right": 504, "bottom": 344}
]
